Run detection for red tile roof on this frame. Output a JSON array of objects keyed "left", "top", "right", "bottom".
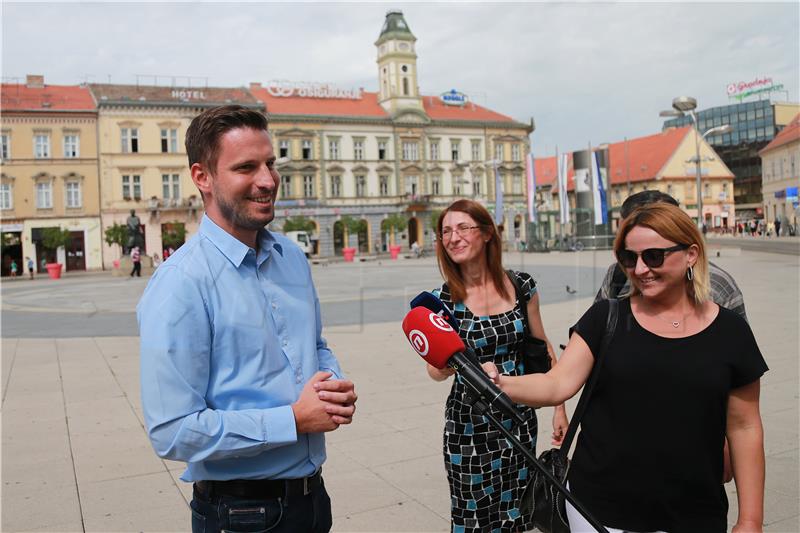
[
  {"left": 89, "top": 84, "right": 261, "bottom": 107},
  {"left": 533, "top": 127, "right": 696, "bottom": 192},
  {"left": 760, "top": 113, "right": 800, "bottom": 155},
  {"left": 1, "top": 83, "right": 95, "bottom": 111},
  {"left": 251, "top": 85, "right": 518, "bottom": 124}
]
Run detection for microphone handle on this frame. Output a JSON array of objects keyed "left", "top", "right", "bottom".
[{"left": 449, "top": 354, "right": 526, "bottom": 427}]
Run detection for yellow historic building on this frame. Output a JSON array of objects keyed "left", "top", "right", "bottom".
[
  {"left": 760, "top": 113, "right": 799, "bottom": 232},
  {"left": 1, "top": 75, "right": 102, "bottom": 275},
  {"left": 89, "top": 83, "right": 262, "bottom": 267}
]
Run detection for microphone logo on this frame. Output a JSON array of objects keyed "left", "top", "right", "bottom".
[
  {"left": 408, "top": 329, "right": 429, "bottom": 356},
  {"left": 428, "top": 313, "right": 454, "bottom": 332}
]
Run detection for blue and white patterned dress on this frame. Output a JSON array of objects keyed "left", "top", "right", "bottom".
[{"left": 432, "top": 270, "right": 539, "bottom": 533}]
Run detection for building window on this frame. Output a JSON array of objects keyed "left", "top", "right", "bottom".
[
  {"left": 0, "top": 183, "right": 12, "bottom": 210},
  {"left": 303, "top": 175, "right": 314, "bottom": 197},
  {"left": 379, "top": 175, "right": 389, "bottom": 196},
  {"left": 428, "top": 141, "right": 439, "bottom": 161},
  {"left": 36, "top": 181, "right": 53, "bottom": 208},
  {"left": 0, "top": 134, "right": 9, "bottom": 160},
  {"left": 302, "top": 140, "right": 312, "bottom": 160},
  {"left": 495, "top": 142, "right": 504, "bottom": 161},
  {"left": 330, "top": 175, "right": 341, "bottom": 197},
  {"left": 353, "top": 140, "right": 364, "bottom": 160},
  {"left": 328, "top": 139, "right": 340, "bottom": 160},
  {"left": 703, "top": 183, "right": 711, "bottom": 199},
  {"left": 121, "top": 128, "right": 139, "bottom": 153},
  {"left": 431, "top": 176, "right": 440, "bottom": 195},
  {"left": 378, "top": 140, "right": 388, "bottom": 160},
  {"left": 403, "top": 77, "right": 409, "bottom": 96},
  {"left": 65, "top": 182, "right": 82, "bottom": 208},
  {"left": 122, "top": 174, "right": 141, "bottom": 200},
  {"left": 160, "top": 129, "right": 178, "bottom": 153},
  {"left": 402, "top": 141, "right": 419, "bottom": 161},
  {"left": 162, "top": 173, "right": 180, "bottom": 199},
  {"left": 355, "top": 175, "right": 366, "bottom": 197},
  {"left": 512, "top": 173, "right": 522, "bottom": 194},
  {"left": 667, "top": 183, "right": 674, "bottom": 197},
  {"left": 512, "top": 144, "right": 521, "bottom": 162},
  {"left": 281, "top": 175, "right": 292, "bottom": 198},
  {"left": 474, "top": 178, "right": 481, "bottom": 196},
  {"left": 722, "top": 183, "right": 729, "bottom": 199},
  {"left": 405, "top": 175, "right": 419, "bottom": 196},
  {"left": 451, "top": 139, "right": 460, "bottom": 161},
  {"left": 471, "top": 141, "right": 481, "bottom": 161},
  {"left": 63, "top": 135, "right": 80, "bottom": 158},
  {"left": 279, "top": 140, "right": 290, "bottom": 159},
  {"left": 34, "top": 134, "right": 50, "bottom": 158},
  {"left": 453, "top": 180, "right": 462, "bottom": 196}
]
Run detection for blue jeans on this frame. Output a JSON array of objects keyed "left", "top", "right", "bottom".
[{"left": 190, "top": 479, "right": 332, "bottom": 533}]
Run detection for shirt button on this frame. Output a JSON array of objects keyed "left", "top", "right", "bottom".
[
  {"left": 272, "top": 303, "right": 277, "bottom": 310},
  {"left": 282, "top": 340, "right": 288, "bottom": 347}
]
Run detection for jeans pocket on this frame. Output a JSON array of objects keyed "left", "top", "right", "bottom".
[
  {"left": 190, "top": 500, "right": 207, "bottom": 533},
  {"left": 222, "top": 498, "right": 283, "bottom": 533}
]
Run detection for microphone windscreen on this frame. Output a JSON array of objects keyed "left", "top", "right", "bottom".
[
  {"left": 409, "top": 291, "right": 459, "bottom": 330},
  {"left": 401, "top": 306, "right": 466, "bottom": 369}
]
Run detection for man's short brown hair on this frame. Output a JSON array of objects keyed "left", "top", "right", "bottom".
[{"left": 185, "top": 105, "right": 269, "bottom": 174}]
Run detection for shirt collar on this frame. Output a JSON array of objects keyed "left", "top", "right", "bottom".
[{"left": 199, "top": 214, "right": 283, "bottom": 268}]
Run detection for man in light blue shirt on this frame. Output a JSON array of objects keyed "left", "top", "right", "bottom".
[{"left": 139, "top": 105, "right": 356, "bottom": 533}]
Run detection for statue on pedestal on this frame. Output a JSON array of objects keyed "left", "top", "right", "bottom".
[{"left": 126, "top": 209, "right": 145, "bottom": 251}]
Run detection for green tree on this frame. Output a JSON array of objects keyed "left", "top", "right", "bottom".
[
  {"left": 162, "top": 222, "right": 187, "bottom": 250},
  {"left": 339, "top": 215, "right": 366, "bottom": 248},
  {"left": 429, "top": 209, "right": 443, "bottom": 230},
  {"left": 42, "top": 227, "right": 72, "bottom": 251},
  {"left": 104, "top": 223, "right": 128, "bottom": 252},
  {"left": 381, "top": 213, "right": 407, "bottom": 247},
  {"left": 282, "top": 216, "right": 316, "bottom": 233}
]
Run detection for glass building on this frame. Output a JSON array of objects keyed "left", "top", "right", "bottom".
[{"left": 663, "top": 99, "right": 789, "bottom": 219}]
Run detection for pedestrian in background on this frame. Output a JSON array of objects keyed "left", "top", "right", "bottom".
[
  {"left": 26, "top": 257, "right": 34, "bottom": 279},
  {"left": 10, "top": 259, "right": 17, "bottom": 278},
  {"left": 129, "top": 246, "right": 141, "bottom": 277},
  {"left": 139, "top": 105, "right": 356, "bottom": 533}
]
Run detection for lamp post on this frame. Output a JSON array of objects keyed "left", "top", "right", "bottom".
[{"left": 659, "top": 96, "right": 732, "bottom": 229}]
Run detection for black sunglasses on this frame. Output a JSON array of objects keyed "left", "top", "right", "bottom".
[{"left": 617, "top": 244, "right": 689, "bottom": 269}]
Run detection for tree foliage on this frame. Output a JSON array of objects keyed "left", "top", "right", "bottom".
[
  {"left": 104, "top": 223, "right": 127, "bottom": 250},
  {"left": 162, "top": 222, "right": 187, "bottom": 249},
  {"left": 381, "top": 213, "right": 407, "bottom": 233},
  {"left": 282, "top": 216, "right": 316, "bottom": 233},
  {"left": 42, "top": 227, "right": 72, "bottom": 250}
]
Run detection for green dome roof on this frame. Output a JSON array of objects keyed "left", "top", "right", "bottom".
[{"left": 376, "top": 10, "right": 416, "bottom": 45}]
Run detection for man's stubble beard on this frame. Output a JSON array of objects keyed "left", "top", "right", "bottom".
[{"left": 214, "top": 186, "right": 275, "bottom": 231}]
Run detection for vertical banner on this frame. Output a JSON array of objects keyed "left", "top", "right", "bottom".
[
  {"left": 591, "top": 152, "right": 608, "bottom": 225},
  {"left": 558, "top": 153, "right": 570, "bottom": 225},
  {"left": 494, "top": 164, "right": 504, "bottom": 226},
  {"left": 526, "top": 153, "right": 536, "bottom": 222}
]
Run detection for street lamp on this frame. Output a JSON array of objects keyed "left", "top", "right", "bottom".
[{"left": 659, "top": 96, "right": 732, "bottom": 228}]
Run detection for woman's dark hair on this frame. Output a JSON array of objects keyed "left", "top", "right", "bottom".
[
  {"left": 435, "top": 199, "right": 509, "bottom": 303},
  {"left": 620, "top": 190, "right": 679, "bottom": 219},
  {"left": 185, "top": 105, "right": 269, "bottom": 173}
]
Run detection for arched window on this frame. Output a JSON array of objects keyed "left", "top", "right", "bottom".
[{"left": 403, "top": 78, "right": 409, "bottom": 96}]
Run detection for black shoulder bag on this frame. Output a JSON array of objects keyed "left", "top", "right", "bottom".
[
  {"left": 521, "top": 298, "right": 619, "bottom": 533},
  {"left": 507, "top": 270, "right": 551, "bottom": 374}
]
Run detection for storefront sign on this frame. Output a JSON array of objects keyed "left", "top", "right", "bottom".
[
  {"left": 786, "top": 186, "right": 798, "bottom": 204},
  {"left": 441, "top": 89, "right": 468, "bottom": 106},
  {"left": 266, "top": 80, "right": 362, "bottom": 100},
  {"left": 1, "top": 224, "right": 23, "bottom": 232},
  {"left": 726, "top": 77, "right": 784, "bottom": 102},
  {"left": 171, "top": 90, "right": 206, "bottom": 100}
]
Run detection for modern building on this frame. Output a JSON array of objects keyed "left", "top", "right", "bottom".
[
  {"left": 759, "top": 113, "right": 800, "bottom": 232},
  {"left": 250, "top": 9, "right": 533, "bottom": 256},
  {"left": 1, "top": 75, "right": 102, "bottom": 276},
  {"left": 662, "top": 99, "right": 800, "bottom": 221},
  {"left": 88, "top": 83, "right": 263, "bottom": 268},
  {"left": 534, "top": 126, "right": 736, "bottom": 241}
]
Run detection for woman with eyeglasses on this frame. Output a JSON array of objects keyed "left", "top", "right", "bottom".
[
  {"left": 426, "top": 199, "right": 568, "bottom": 532},
  {"left": 483, "top": 203, "right": 767, "bottom": 533}
]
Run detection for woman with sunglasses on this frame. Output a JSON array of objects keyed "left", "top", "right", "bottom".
[
  {"left": 483, "top": 203, "right": 767, "bottom": 532},
  {"left": 426, "top": 199, "right": 568, "bottom": 532}
]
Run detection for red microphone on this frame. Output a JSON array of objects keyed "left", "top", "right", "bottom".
[{"left": 402, "top": 307, "right": 525, "bottom": 426}]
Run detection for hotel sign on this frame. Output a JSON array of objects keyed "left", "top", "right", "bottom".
[
  {"left": 441, "top": 89, "right": 468, "bottom": 106},
  {"left": 726, "top": 77, "right": 784, "bottom": 102},
  {"left": 171, "top": 90, "right": 206, "bottom": 100},
  {"left": 266, "top": 80, "right": 362, "bottom": 100}
]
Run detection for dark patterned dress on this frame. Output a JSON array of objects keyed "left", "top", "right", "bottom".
[{"left": 432, "top": 270, "right": 539, "bottom": 533}]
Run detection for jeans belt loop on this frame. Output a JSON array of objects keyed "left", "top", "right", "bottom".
[{"left": 303, "top": 476, "right": 310, "bottom": 496}]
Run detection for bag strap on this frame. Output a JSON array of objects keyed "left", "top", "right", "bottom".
[
  {"left": 608, "top": 264, "right": 628, "bottom": 299},
  {"left": 506, "top": 270, "right": 530, "bottom": 330},
  {"left": 558, "top": 298, "right": 619, "bottom": 455}
]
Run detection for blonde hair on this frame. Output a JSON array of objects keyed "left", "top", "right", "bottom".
[{"left": 613, "top": 203, "right": 710, "bottom": 305}]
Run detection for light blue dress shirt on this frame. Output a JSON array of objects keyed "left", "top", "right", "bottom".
[{"left": 138, "top": 215, "right": 343, "bottom": 482}]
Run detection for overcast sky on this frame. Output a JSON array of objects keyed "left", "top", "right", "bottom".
[{"left": 3, "top": 2, "right": 798, "bottom": 155}]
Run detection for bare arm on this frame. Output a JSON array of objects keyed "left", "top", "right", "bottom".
[
  {"left": 490, "top": 331, "right": 595, "bottom": 407},
  {"left": 728, "top": 380, "right": 765, "bottom": 533},
  {"left": 426, "top": 363, "right": 455, "bottom": 382}
]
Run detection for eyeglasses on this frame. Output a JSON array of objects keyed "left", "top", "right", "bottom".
[
  {"left": 441, "top": 224, "right": 481, "bottom": 240},
  {"left": 617, "top": 244, "right": 689, "bottom": 269}
]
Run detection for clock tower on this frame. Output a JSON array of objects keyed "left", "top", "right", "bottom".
[{"left": 375, "top": 10, "right": 425, "bottom": 117}]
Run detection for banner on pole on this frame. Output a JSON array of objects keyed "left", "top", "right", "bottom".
[
  {"left": 591, "top": 152, "right": 608, "bottom": 225},
  {"left": 526, "top": 153, "right": 536, "bottom": 222},
  {"left": 558, "top": 153, "right": 570, "bottom": 225},
  {"left": 494, "top": 164, "right": 504, "bottom": 226}
]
